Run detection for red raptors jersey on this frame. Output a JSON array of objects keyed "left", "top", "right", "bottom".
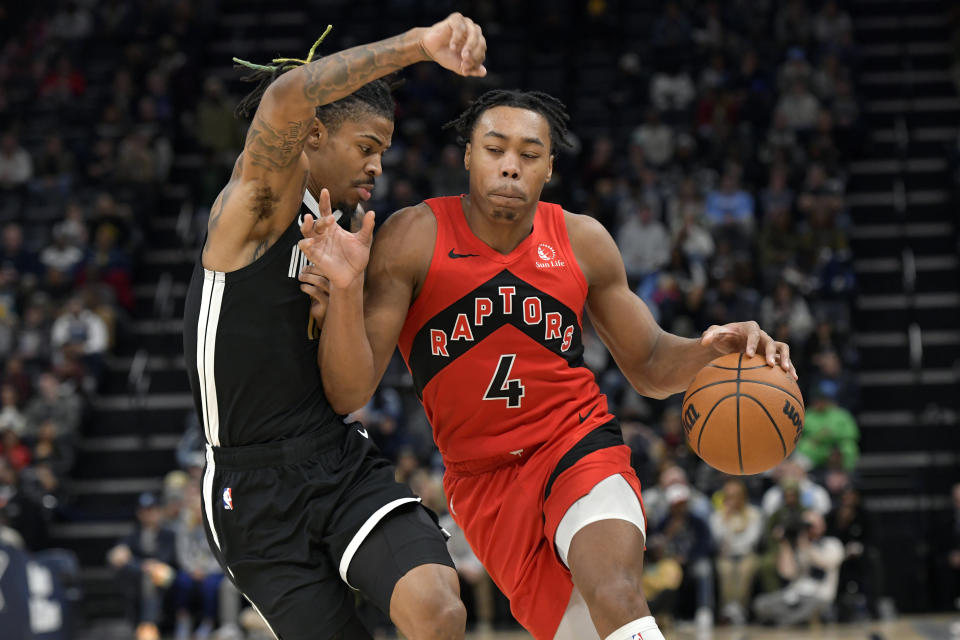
[{"left": 398, "top": 196, "right": 614, "bottom": 465}]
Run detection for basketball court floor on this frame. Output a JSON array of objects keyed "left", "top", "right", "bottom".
[{"left": 461, "top": 614, "right": 960, "bottom": 639}]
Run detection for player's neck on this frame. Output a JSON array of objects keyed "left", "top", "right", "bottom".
[{"left": 461, "top": 194, "right": 535, "bottom": 255}]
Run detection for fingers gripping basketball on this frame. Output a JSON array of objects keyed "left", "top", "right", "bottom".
[{"left": 682, "top": 353, "right": 805, "bottom": 475}]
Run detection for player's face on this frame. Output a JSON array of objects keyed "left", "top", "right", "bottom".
[
  {"left": 310, "top": 114, "right": 393, "bottom": 212},
  {"left": 464, "top": 106, "right": 553, "bottom": 222}
]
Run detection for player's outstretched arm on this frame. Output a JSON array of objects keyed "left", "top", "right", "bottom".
[
  {"left": 568, "top": 213, "right": 795, "bottom": 400},
  {"left": 204, "top": 13, "right": 486, "bottom": 271},
  {"left": 299, "top": 203, "right": 433, "bottom": 414}
]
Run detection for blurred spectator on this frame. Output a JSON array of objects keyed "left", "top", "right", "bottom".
[
  {"left": 0, "top": 223, "right": 40, "bottom": 282},
  {"left": 173, "top": 484, "right": 239, "bottom": 640},
  {"left": 431, "top": 144, "right": 470, "bottom": 197},
  {"left": 651, "top": 483, "right": 715, "bottom": 629},
  {"left": 704, "top": 170, "right": 755, "bottom": 235},
  {"left": 702, "top": 268, "right": 760, "bottom": 328},
  {"left": 643, "top": 464, "right": 713, "bottom": 528},
  {"left": 826, "top": 486, "right": 891, "bottom": 621},
  {"left": 0, "top": 384, "right": 27, "bottom": 436},
  {"left": 813, "top": 1, "right": 852, "bottom": 45},
  {"left": 32, "top": 134, "right": 76, "bottom": 195},
  {"left": 650, "top": 68, "right": 697, "bottom": 115},
  {"left": 23, "top": 371, "right": 82, "bottom": 439},
  {"left": 38, "top": 55, "right": 87, "bottom": 101},
  {"left": 40, "top": 224, "right": 84, "bottom": 294},
  {"left": 759, "top": 280, "right": 815, "bottom": 347},
  {"left": 795, "top": 380, "right": 860, "bottom": 472},
  {"left": 48, "top": 1, "right": 93, "bottom": 40},
  {"left": 15, "top": 300, "right": 53, "bottom": 367},
  {"left": 1, "top": 428, "right": 32, "bottom": 470},
  {"left": 0, "top": 456, "right": 48, "bottom": 550},
  {"left": 77, "top": 221, "right": 134, "bottom": 310},
  {"left": 753, "top": 511, "right": 844, "bottom": 626},
  {"left": 776, "top": 81, "right": 820, "bottom": 132},
  {"left": 0, "top": 132, "right": 33, "bottom": 191},
  {"left": 711, "top": 478, "right": 764, "bottom": 625},
  {"left": 107, "top": 492, "right": 178, "bottom": 640},
  {"left": 762, "top": 460, "right": 833, "bottom": 517},
  {"left": 631, "top": 109, "right": 675, "bottom": 168},
  {"left": 617, "top": 202, "right": 670, "bottom": 282},
  {"left": 51, "top": 295, "right": 109, "bottom": 367}
]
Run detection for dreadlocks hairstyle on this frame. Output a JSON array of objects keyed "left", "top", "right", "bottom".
[
  {"left": 232, "top": 26, "right": 398, "bottom": 130},
  {"left": 443, "top": 89, "right": 573, "bottom": 154}
]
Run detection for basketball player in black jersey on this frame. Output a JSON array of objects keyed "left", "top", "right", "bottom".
[{"left": 182, "top": 14, "right": 486, "bottom": 640}]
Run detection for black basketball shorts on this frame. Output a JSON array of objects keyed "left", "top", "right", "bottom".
[{"left": 199, "top": 421, "right": 454, "bottom": 640}]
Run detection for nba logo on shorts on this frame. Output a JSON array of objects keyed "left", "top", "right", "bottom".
[{"left": 222, "top": 487, "right": 233, "bottom": 510}]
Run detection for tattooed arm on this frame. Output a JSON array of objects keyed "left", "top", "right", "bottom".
[{"left": 202, "top": 13, "right": 486, "bottom": 272}]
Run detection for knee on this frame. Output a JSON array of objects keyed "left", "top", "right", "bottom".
[
  {"left": 581, "top": 572, "right": 648, "bottom": 618},
  {"left": 407, "top": 596, "right": 466, "bottom": 640}
]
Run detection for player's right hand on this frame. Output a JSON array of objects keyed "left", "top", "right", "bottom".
[
  {"left": 420, "top": 13, "right": 487, "bottom": 77},
  {"left": 298, "top": 188, "right": 375, "bottom": 290}
]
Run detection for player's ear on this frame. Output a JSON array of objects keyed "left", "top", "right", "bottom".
[
  {"left": 307, "top": 117, "right": 326, "bottom": 150},
  {"left": 464, "top": 142, "right": 471, "bottom": 171},
  {"left": 545, "top": 153, "right": 554, "bottom": 183}
]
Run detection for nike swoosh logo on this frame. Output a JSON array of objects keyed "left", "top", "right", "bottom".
[
  {"left": 578, "top": 403, "right": 598, "bottom": 423},
  {"left": 448, "top": 249, "right": 480, "bottom": 259},
  {"left": 357, "top": 427, "right": 368, "bottom": 438}
]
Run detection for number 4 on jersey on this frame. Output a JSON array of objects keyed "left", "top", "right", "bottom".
[{"left": 483, "top": 354, "right": 525, "bottom": 408}]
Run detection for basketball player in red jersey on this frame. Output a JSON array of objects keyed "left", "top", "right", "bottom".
[{"left": 297, "top": 90, "right": 797, "bottom": 640}]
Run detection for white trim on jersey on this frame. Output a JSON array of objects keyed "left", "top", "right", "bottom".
[
  {"left": 338, "top": 497, "right": 421, "bottom": 586},
  {"left": 196, "top": 269, "right": 226, "bottom": 446},
  {"left": 202, "top": 446, "right": 223, "bottom": 552},
  {"left": 300, "top": 189, "right": 346, "bottom": 223}
]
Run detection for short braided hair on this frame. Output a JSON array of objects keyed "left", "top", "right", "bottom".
[{"left": 443, "top": 89, "right": 573, "bottom": 154}]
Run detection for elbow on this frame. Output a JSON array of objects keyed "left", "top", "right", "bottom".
[
  {"left": 325, "top": 383, "right": 374, "bottom": 416},
  {"left": 330, "top": 395, "right": 369, "bottom": 416}
]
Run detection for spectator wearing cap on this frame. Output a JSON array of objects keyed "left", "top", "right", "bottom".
[
  {"left": 795, "top": 379, "right": 860, "bottom": 472},
  {"left": 107, "top": 492, "right": 178, "bottom": 640},
  {"left": 643, "top": 464, "right": 713, "bottom": 528},
  {"left": 651, "top": 483, "right": 715, "bottom": 630}
]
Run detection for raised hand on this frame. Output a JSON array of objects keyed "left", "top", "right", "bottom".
[
  {"left": 419, "top": 12, "right": 487, "bottom": 77},
  {"left": 700, "top": 320, "right": 798, "bottom": 379},
  {"left": 297, "top": 188, "right": 375, "bottom": 290}
]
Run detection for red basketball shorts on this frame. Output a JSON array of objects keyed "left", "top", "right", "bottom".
[{"left": 442, "top": 425, "right": 644, "bottom": 640}]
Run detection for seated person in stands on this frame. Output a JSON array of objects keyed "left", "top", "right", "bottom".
[
  {"left": 106, "top": 492, "right": 177, "bottom": 640},
  {"left": 753, "top": 510, "right": 843, "bottom": 626}
]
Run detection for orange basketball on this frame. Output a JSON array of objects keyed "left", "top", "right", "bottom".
[{"left": 681, "top": 352, "right": 804, "bottom": 475}]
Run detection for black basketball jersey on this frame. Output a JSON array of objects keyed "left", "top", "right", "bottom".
[{"left": 183, "top": 193, "right": 338, "bottom": 447}]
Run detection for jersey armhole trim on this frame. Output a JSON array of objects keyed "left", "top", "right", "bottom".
[
  {"left": 338, "top": 496, "right": 421, "bottom": 587},
  {"left": 400, "top": 201, "right": 443, "bottom": 348},
  {"left": 556, "top": 208, "right": 589, "bottom": 300}
]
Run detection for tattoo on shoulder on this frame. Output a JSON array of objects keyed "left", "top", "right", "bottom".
[{"left": 245, "top": 115, "right": 311, "bottom": 172}]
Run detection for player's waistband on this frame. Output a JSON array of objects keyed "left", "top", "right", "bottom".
[
  {"left": 443, "top": 442, "right": 545, "bottom": 476},
  {"left": 206, "top": 424, "right": 349, "bottom": 471}
]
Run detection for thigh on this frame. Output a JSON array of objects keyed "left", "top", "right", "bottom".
[
  {"left": 201, "top": 464, "right": 358, "bottom": 640},
  {"left": 444, "top": 468, "right": 575, "bottom": 640},
  {"left": 345, "top": 503, "right": 455, "bottom": 616},
  {"left": 322, "top": 439, "right": 423, "bottom": 588}
]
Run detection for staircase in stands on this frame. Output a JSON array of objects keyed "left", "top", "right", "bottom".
[{"left": 848, "top": 0, "right": 960, "bottom": 613}]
